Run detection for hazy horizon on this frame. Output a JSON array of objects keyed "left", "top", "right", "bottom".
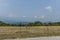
[{"left": 0, "top": 0, "right": 60, "bottom": 22}]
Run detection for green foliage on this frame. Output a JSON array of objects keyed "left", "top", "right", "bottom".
[
  {"left": 33, "top": 21, "right": 42, "bottom": 26},
  {"left": 27, "top": 23, "right": 34, "bottom": 26},
  {"left": 0, "top": 21, "right": 60, "bottom": 26}
]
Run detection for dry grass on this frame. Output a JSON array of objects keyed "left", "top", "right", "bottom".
[{"left": 0, "top": 26, "right": 60, "bottom": 39}]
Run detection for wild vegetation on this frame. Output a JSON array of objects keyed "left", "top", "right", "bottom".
[
  {"left": 0, "top": 21, "right": 60, "bottom": 26},
  {"left": 0, "top": 26, "right": 60, "bottom": 39},
  {"left": 0, "top": 21, "right": 60, "bottom": 39}
]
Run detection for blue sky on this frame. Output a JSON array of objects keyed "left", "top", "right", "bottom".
[{"left": 0, "top": 0, "right": 60, "bottom": 22}]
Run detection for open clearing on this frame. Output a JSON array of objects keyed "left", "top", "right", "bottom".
[{"left": 0, "top": 26, "right": 60, "bottom": 39}]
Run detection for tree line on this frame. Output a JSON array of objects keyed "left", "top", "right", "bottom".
[{"left": 0, "top": 21, "right": 60, "bottom": 26}]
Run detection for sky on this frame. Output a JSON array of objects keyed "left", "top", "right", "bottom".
[{"left": 0, "top": 0, "right": 60, "bottom": 22}]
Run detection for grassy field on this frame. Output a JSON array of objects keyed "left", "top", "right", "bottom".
[{"left": 0, "top": 26, "right": 60, "bottom": 39}]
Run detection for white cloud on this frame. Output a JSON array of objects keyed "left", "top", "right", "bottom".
[
  {"left": 41, "top": 16, "right": 45, "bottom": 19},
  {"left": 45, "top": 6, "right": 53, "bottom": 12},
  {"left": 39, "top": 15, "right": 45, "bottom": 19},
  {"left": 34, "top": 15, "right": 45, "bottom": 19},
  {"left": 22, "top": 16, "right": 26, "bottom": 18},
  {"left": 34, "top": 16, "right": 38, "bottom": 18}
]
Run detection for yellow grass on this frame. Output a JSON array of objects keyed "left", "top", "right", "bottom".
[{"left": 0, "top": 26, "right": 60, "bottom": 39}]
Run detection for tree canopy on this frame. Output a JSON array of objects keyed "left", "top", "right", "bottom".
[{"left": 0, "top": 21, "right": 60, "bottom": 26}]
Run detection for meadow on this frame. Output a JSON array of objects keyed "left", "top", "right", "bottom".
[{"left": 0, "top": 26, "right": 60, "bottom": 40}]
